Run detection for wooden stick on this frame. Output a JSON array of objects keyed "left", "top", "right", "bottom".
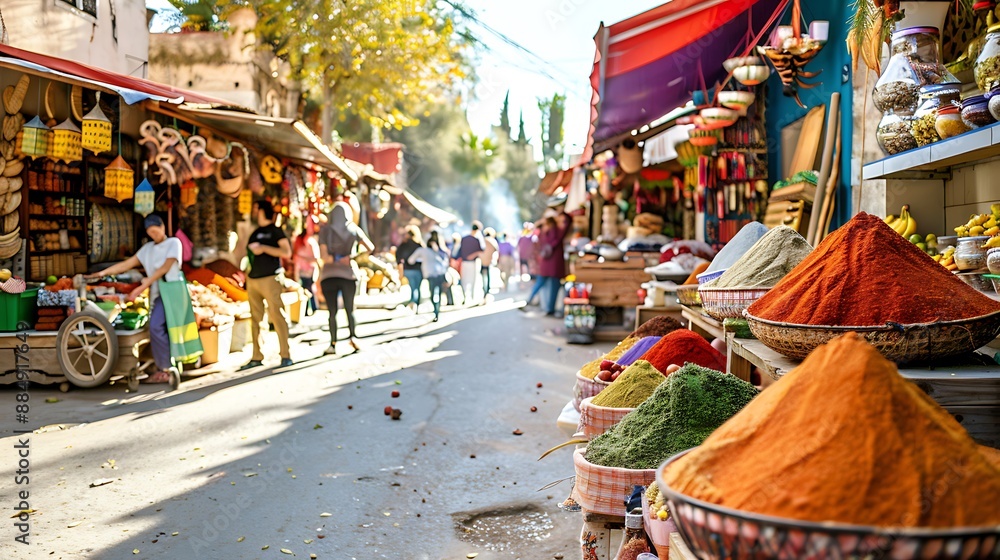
[
  {"left": 808, "top": 92, "right": 840, "bottom": 245},
  {"left": 818, "top": 122, "right": 842, "bottom": 242}
]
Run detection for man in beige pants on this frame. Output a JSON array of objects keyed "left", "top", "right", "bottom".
[{"left": 242, "top": 200, "right": 294, "bottom": 369}]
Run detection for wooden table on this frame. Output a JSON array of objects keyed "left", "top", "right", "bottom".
[
  {"left": 681, "top": 305, "right": 725, "bottom": 340},
  {"left": 726, "top": 336, "right": 1000, "bottom": 447}
]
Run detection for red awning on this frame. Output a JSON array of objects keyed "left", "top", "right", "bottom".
[
  {"left": 0, "top": 43, "right": 246, "bottom": 108},
  {"left": 341, "top": 142, "right": 404, "bottom": 176},
  {"left": 582, "top": 0, "right": 783, "bottom": 161}
]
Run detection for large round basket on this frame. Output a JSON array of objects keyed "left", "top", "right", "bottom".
[
  {"left": 574, "top": 371, "right": 611, "bottom": 411},
  {"left": 698, "top": 287, "right": 771, "bottom": 321},
  {"left": 676, "top": 285, "right": 702, "bottom": 306},
  {"left": 578, "top": 397, "right": 634, "bottom": 439},
  {"left": 573, "top": 447, "right": 656, "bottom": 517},
  {"left": 743, "top": 311, "right": 1000, "bottom": 363},
  {"left": 657, "top": 450, "right": 1000, "bottom": 560}
]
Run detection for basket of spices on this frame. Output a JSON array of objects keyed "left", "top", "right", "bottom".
[
  {"left": 659, "top": 334, "right": 1000, "bottom": 560},
  {"left": 579, "top": 360, "right": 665, "bottom": 438},
  {"left": 744, "top": 213, "right": 1000, "bottom": 363},
  {"left": 698, "top": 287, "right": 772, "bottom": 320},
  {"left": 676, "top": 284, "right": 701, "bottom": 306},
  {"left": 578, "top": 398, "right": 636, "bottom": 440}
]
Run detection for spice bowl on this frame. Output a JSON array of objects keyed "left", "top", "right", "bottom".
[
  {"left": 676, "top": 285, "right": 702, "bottom": 306},
  {"left": 658, "top": 450, "right": 1000, "bottom": 560}
]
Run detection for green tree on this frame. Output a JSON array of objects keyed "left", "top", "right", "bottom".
[
  {"left": 498, "top": 91, "right": 511, "bottom": 140},
  {"left": 451, "top": 132, "right": 500, "bottom": 222},
  {"left": 537, "top": 93, "right": 565, "bottom": 171}
]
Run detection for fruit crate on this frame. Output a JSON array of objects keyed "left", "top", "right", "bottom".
[{"left": 0, "top": 287, "right": 38, "bottom": 332}]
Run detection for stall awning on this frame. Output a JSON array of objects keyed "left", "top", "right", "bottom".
[
  {"left": 154, "top": 106, "right": 359, "bottom": 181},
  {"left": 538, "top": 169, "right": 574, "bottom": 197},
  {"left": 584, "top": 0, "right": 782, "bottom": 159},
  {"left": 0, "top": 44, "right": 244, "bottom": 108},
  {"left": 342, "top": 142, "right": 404, "bottom": 176},
  {"left": 403, "top": 190, "right": 458, "bottom": 225}
]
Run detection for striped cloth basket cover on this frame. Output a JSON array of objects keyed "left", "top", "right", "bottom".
[
  {"left": 573, "top": 447, "right": 656, "bottom": 517},
  {"left": 573, "top": 372, "right": 611, "bottom": 411},
  {"left": 578, "top": 397, "right": 634, "bottom": 440}
]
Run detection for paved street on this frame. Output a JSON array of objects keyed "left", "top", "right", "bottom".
[{"left": 0, "top": 292, "right": 611, "bottom": 559}]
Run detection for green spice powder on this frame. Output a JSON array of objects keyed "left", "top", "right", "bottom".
[
  {"left": 590, "top": 360, "right": 665, "bottom": 408},
  {"left": 585, "top": 364, "right": 759, "bottom": 470}
]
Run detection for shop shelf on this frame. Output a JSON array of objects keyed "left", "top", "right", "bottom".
[
  {"left": 29, "top": 214, "right": 84, "bottom": 219},
  {"left": 29, "top": 191, "right": 85, "bottom": 198},
  {"left": 863, "top": 120, "right": 1000, "bottom": 180}
]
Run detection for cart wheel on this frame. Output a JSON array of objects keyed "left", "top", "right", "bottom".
[
  {"left": 56, "top": 311, "right": 120, "bottom": 388},
  {"left": 127, "top": 368, "right": 140, "bottom": 392},
  {"left": 168, "top": 367, "right": 181, "bottom": 391},
  {"left": 59, "top": 382, "right": 70, "bottom": 393}
]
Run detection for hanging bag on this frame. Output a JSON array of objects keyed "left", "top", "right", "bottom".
[{"left": 158, "top": 272, "right": 203, "bottom": 364}]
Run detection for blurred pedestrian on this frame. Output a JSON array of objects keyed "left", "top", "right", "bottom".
[
  {"left": 243, "top": 200, "right": 293, "bottom": 369},
  {"left": 396, "top": 225, "right": 424, "bottom": 312},
  {"left": 319, "top": 192, "right": 375, "bottom": 355},
  {"left": 454, "top": 222, "right": 484, "bottom": 305},
  {"left": 537, "top": 213, "right": 571, "bottom": 316},
  {"left": 292, "top": 226, "right": 321, "bottom": 316},
  {"left": 497, "top": 232, "right": 515, "bottom": 290},
  {"left": 516, "top": 223, "right": 535, "bottom": 279},
  {"left": 408, "top": 231, "right": 450, "bottom": 322},
  {"left": 481, "top": 227, "right": 499, "bottom": 298}
]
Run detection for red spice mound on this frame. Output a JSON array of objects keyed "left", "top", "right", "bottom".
[
  {"left": 640, "top": 329, "right": 726, "bottom": 373},
  {"left": 629, "top": 315, "right": 684, "bottom": 339},
  {"left": 747, "top": 212, "right": 1000, "bottom": 326},
  {"left": 662, "top": 333, "right": 1000, "bottom": 527}
]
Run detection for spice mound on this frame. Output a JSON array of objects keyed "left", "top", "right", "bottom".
[
  {"left": 630, "top": 315, "right": 684, "bottom": 339},
  {"left": 705, "top": 226, "right": 812, "bottom": 289},
  {"left": 591, "top": 360, "right": 665, "bottom": 408},
  {"left": 580, "top": 336, "right": 639, "bottom": 380},
  {"left": 683, "top": 262, "right": 710, "bottom": 285},
  {"left": 586, "top": 364, "right": 758, "bottom": 470},
  {"left": 704, "top": 222, "right": 769, "bottom": 273},
  {"left": 615, "top": 337, "right": 662, "bottom": 368},
  {"left": 640, "top": 329, "right": 726, "bottom": 373},
  {"left": 662, "top": 333, "right": 1000, "bottom": 528},
  {"left": 747, "top": 212, "right": 1000, "bottom": 326}
]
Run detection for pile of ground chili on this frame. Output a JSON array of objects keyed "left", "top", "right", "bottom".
[
  {"left": 630, "top": 315, "right": 683, "bottom": 339},
  {"left": 747, "top": 213, "right": 1000, "bottom": 326},
  {"left": 662, "top": 333, "right": 1000, "bottom": 527},
  {"left": 640, "top": 329, "right": 726, "bottom": 373}
]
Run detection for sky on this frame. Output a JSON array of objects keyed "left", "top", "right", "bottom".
[{"left": 146, "top": 0, "right": 664, "bottom": 163}]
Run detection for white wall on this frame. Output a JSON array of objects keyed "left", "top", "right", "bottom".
[{"left": 4, "top": 0, "right": 150, "bottom": 76}]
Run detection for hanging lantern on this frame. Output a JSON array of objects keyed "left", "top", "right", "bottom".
[
  {"left": 105, "top": 155, "right": 134, "bottom": 202},
  {"left": 179, "top": 180, "right": 198, "bottom": 208},
  {"left": 238, "top": 188, "right": 253, "bottom": 215},
  {"left": 134, "top": 178, "right": 155, "bottom": 217},
  {"left": 19, "top": 116, "right": 49, "bottom": 158},
  {"left": 81, "top": 102, "right": 112, "bottom": 154},
  {"left": 51, "top": 118, "right": 82, "bottom": 163}
]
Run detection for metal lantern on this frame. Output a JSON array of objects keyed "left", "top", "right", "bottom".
[
  {"left": 238, "top": 187, "right": 252, "bottom": 215},
  {"left": 105, "top": 155, "right": 134, "bottom": 202},
  {"left": 134, "top": 178, "right": 155, "bottom": 217},
  {"left": 179, "top": 180, "right": 198, "bottom": 208},
  {"left": 82, "top": 103, "right": 112, "bottom": 154},
  {"left": 51, "top": 118, "right": 82, "bottom": 163},
  {"left": 19, "top": 116, "right": 49, "bottom": 158}
]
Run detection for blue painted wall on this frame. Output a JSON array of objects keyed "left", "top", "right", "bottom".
[{"left": 764, "top": 0, "right": 854, "bottom": 229}]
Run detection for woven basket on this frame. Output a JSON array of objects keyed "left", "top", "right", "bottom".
[
  {"left": 573, "top": 447, "right": 656, "bottom": 517},
  {"left": 699, "top": 287, "right": 771, "bottom": 321},
  {"left": 676, "top": 285, "right": 701, "bottom": 306},
  {"left": 744, "top": 311, "right": 1000, "bottom": 363},
  {"left": 574, "top": 371, "right": 611, "bottom": 411},
  {"left": 578, "top": 397, "right": 634, "bottom": 439}
]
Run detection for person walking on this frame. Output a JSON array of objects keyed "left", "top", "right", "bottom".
[
  {"left": 243, "top": 200, "right": 294, "bottom": 369},
  {"left": 516, "top": 223, "right": 535, "bottom": 279},
  {"left": 537, "top": 213, "right": 571, "bottom": 316},
  {"left": 396, "top": 225, "right": 424, "bottom": 312},
  {"left": 407, "top": 231, "right": 450, "bottom": 322},
  {"left": 455, "top": 221, "right": 484, "bottom": 305},
  {"left": 87, "top": 215, "right": 184, "bottom": 384},
  {"left": 497, "top": 232, "right": 515, "bottom": 290},
  {"left": 319, "top": 194, "right": 375, "bottom": 355},
  {"left": 292, "top": 227, "right": 321, "bottom": 316},
  {"left": 481, "top": 227, "right": 499, "bottom": 298}
]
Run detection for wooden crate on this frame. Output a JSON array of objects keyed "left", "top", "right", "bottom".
[{"left": 572, "top": 260, "right": 649, "bottom": 308}]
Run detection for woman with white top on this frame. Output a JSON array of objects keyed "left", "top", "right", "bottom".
[{"left": 408, "top": 231, "right": 451, "bottom": 322}]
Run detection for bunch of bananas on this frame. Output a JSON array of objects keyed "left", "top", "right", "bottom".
[
  {"left": 954, "top": 213, "right": 998, "bottom": 238},
  {"left": 884, "top": 205, "right": 918, "bottom": 238},
  {"left": 935, "top": 246, "right": 958, "bottom": 271}
]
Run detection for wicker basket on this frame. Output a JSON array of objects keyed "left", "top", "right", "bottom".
[
  {"left": 578, "top": 397, "right": 634, "bottom": 439},
  {"left": 676, "top": 285, "right": 702, "bottom": 306},
  {"left": 574, "top": 371, "right": 611, "bottom": 411},
  {"left": 658, "top": 450, "right": 1000, "bottom": 560},
  {"left": 698, "top": 287, "right": 771, "bottom": 321},
  {"left": 743, "top": 311, "right": 1000, "bottom": 363},
  {"left": 573, "top": 447, "right": 657, "bottom": 517}
]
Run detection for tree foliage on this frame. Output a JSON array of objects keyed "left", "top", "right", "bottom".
[
  {"left": 218, "top": 0, "right": 473, "bottom": 131},
  {"left": 538, "top": 93, "right": 565, "bottom": 171}
]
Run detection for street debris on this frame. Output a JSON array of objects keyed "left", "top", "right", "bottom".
[{"left": 89, "top": 479, "right": 114, "bottom": 488}]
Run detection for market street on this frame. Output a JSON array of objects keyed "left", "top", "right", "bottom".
[{"left": 0, "top": 294, "right": 601, "bottom": 559}]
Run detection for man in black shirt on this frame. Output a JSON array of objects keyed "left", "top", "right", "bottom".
[{"left": 243, "top": 200, "right": 293, "bottom": 369}]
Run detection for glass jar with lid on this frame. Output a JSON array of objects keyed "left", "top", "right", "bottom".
[
  {"left": 975, "top": 24, "right": 1000, "bottom": 92},
  {"left": 911, "top": 83, "right": 961, "bottom": 146},
  {"left": 936, "top": 104, "right": 971, "bottom": 139},
  {"left": 874, "top": 27, "right": 956, "bottom": 115},
  {"left": 878, "top": 112, "right": 918, "bottom": 155},
  {"left": 962, "top": 94, "right": 996, "bottom": 128}
]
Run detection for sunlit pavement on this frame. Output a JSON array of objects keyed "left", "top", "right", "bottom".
[{"left": 0, "top": 286, "right": 610, "bottom": 559}]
